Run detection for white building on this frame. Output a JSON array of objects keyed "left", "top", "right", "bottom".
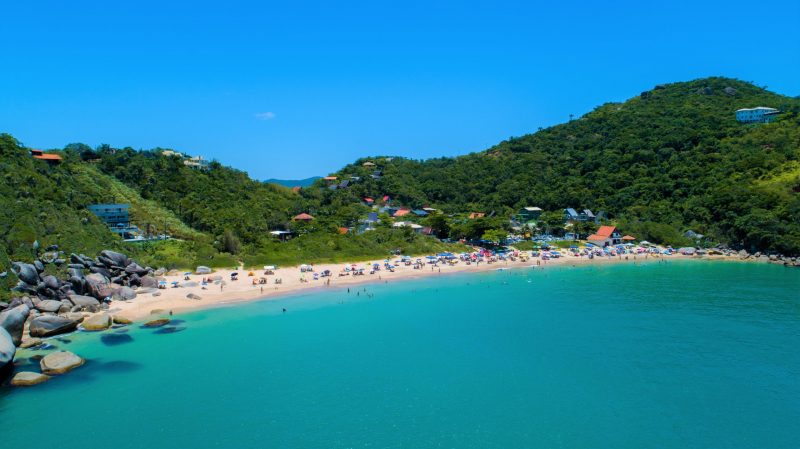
[{"left": 736, "top": 107, "right": 779, "bottom": 123}]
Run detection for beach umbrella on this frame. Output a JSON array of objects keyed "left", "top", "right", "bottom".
[
  {"left": 231, "top": 272, "right": 238, "bottom": 276},
  {"left": 183, "top": 272, "right": 192, "bottom": 275}
]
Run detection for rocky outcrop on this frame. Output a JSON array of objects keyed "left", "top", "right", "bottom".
[
  {"left": 36, "top": 299, "right": 63, "bottom": 313},
  {"left": 143, "top": 318, "right": 170, "bottom": 328},
  {"left": 82, "top": 313, "right": 112, "bottom": 331},
  {"left": 68, "top": 294, "right": 100, "bottom": 309},
  {"left": 9, "top": 249, "right": 154, "bottom": 304},
  {"left": 0, "top": 327, "right": 15, "bottom": 376},
  {"left": 0, "top": 304, "right": 30, "bottom": 346},
  {"left": 186, "top": 293, "right": 202, "bottom": 300},
  {"left": 85, "top": 273, "right": 113, "bottom": 300},
  {"left": 40, "top": 351, "right": 84, "bottom": 375},
  {"left": 29, "top": 315, "right": 79, "bottom": 338},
  {"left": 112, "top": 315, "right": 133, "bottom": 325},
  {"left": 11, "top": 371, "right": 50, "bottom": 386},
  {"left": 113, "top": 286, "right": 137, "bottom": 301}
]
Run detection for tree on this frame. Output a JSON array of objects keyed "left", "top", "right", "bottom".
[
  {"left": 425, "top": 214, "right": 450, "bottom": 238},
  {"left": 573, "top": 221, "right": 598, "bottom": 240},
  {"left": 481, "top": 229, "right": 507, "bottom": 244},
  {"left": 539, "top": 211, "right": 565, "bottom": 236}
]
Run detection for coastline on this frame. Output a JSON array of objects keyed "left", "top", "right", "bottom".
[{"left": 109, "top": 253, "right": 733, "bottom": 321}]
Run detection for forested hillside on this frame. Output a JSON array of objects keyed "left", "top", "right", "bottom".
[
  {"left": 0, "top": 134, "right": 453, "bottom": 298},
  {"left": 1, "top": 76, "right": 798, "bottom": 293},
  {"left": 321, "top": 77, "right": 800, "bottom": 253}
]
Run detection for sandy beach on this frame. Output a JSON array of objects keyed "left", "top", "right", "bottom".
[{"left": 110, "top": 251, "right": 713, "bottom": 321}]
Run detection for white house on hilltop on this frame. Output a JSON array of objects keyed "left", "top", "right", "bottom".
[{"left": 736, "top": 107, "right": 779, "bottom": 123}]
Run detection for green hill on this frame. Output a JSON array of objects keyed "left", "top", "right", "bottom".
[
  {"left": 321, "top": 77, "right": 800, "bottom": 253},
  {"left": 0, "top": 136, "right": 456, "bottom": 299},
  {"left": 1, "top": 76, "right": 798, "bottom": 296}
]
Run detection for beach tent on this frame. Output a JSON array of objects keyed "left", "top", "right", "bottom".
[{"left": 263, "top": 265, "right": 276, "bottom": 270}]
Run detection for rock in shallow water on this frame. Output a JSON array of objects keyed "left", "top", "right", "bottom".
[
  {"left": 154, "top": 326, "right": 186, "bottom": 334},
  {"left": 142, "top": 318, "right": 170, "bottom": 328},
  {"left": 82, "top": 313, "right": 112, "bottom": 331},
  {"left": 112, "top": 315, "right": 132, "bottom": 325},
  {"left": 100, "top": 333, "right": 134, "bottom": 346},
  {"left": 29, "top": 315, "right": 79, "bottom": 338},
  {"left": 40, "top": 351, "right": 84, "bottom": 375},
  {"left": 11, "top": 371, "right": 50, "bottom": 386}
]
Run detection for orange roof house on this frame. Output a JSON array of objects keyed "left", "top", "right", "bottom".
[
  {"left": 587, "top": 226, "right": 624, "bottom": 247},
  {"left": 291, "top": 186, "right": 302, "bottom": 193},
  {"left": 468, "top": 212, "right": 486, "bottom": 219},
  {"left": 292, "top": 213, "right": 315, "bottom": 221},
  {"left": 30, "top": 150, "right": 62, "bottom": 164},
  {"left": 393, "top": 208, "right": 411, "bottom": 217}
]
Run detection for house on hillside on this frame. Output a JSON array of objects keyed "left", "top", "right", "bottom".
[
  {"left": 468, "top": 212, "right": 486, "bottom": 219},
  {"left": 183, "top": 155, "right": 209, "bottom": 169},
  {"left": 393, "top": 221, "right": 424, "bottom": 233},
  {"left": 564, "top": 208, "right": 595, "bottom": 223},
  {"left": 564, "top": 208, "right": 580, "bottom": 222},
  {"left": 518, "top": 206, "right": 542, "bottom": 222},
  {"left": 736, "top": 107, "right": 779, "bottom": 123},
  {"left": 393, "top": 208, "right": 411, "bottom": 218},
  {"left": 587, "top": 226, "right": 626, "bottom": 247},
  {"left": 269, "top": 230, "right": 294, "bottom": 241},
  {"left": 363, "top": 161, "right": 376, "bottom": 167},
  {"left": 412, "top": 209, "right": 428, "bottom": 217},
  {"left": 30, "top": 150, "right": 62, "bottom": 165},
  {"left": 292, "top": 213, "right": 315, "bottom": 222}
]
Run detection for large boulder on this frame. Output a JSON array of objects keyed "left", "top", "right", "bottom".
[
  {"left": 82, "top": 313, "right": 112, "bottom": 331},
  {"left": 0, "top": 327, "right": 15, "bottom": 377},
  {"left": 85, "top": 273, "right": 113, "bottom": 299},
  {"left": 36, "top": 299, "right": 63, "bottom": 313},
  {"left": 124, "top": 263, "right": 148, "bottom": 276},
  {"left": 195, "top": 266, "right": 212, "bottom": 274},
  {"left": 11, "top": 371, "right": 50, "bottom": 386},
  {"left": 11, "top": 262, "right": 40, "bottom": 286},
  {"left": 112, "top": 315, "right": 133, "bottom": 325},
  {"left": 68, "top": 294, "right": 100, "bottom": 309},
  {"left": 42, "top": 275, "right": 60, "bottom": 290},
  {"left": 29, "top": 315, "right": 79, "bottom": 338},
  {"left": 139, "top": 276, "right": 158, "bottom": 288},
  {"left": 113, "top": 286, "right": 137, "bottom": 301},
  {"left": 99, "top": 250, "right": 129, "bottom": 267},
  {"left": 40, "top": 351, "right": 84, "bottom": 375},
  {"left": 143, "top": 318, "right": 170, "bottom": 328},
  {"left": 0, "top": 304, "right": 30, "bottom": 346}
]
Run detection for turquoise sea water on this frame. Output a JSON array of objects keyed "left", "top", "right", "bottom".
[{"left": 1, "top": 260, "right": 799, "bottom": 448}]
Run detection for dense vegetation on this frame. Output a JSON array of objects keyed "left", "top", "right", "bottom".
[
  {"left": 0, "top": 136, "right": 459, "bottom": 299},
  {"left": 320, "top": 78, "right": 800, "bottom": 253},
  {"left": 1, "top": 77, "right": 798, "bottom": 299}
]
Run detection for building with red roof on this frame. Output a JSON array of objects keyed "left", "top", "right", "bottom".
[
  {"left": 587, "top": 225, "right": 627, "bottom": 247},
  {"left": 30, "top": 149, "right": 62, "bottom": 164},
  {"left": 393, "top": 208, "right": 411, "bottom": 217},
  {"left": 292, "top": 213, "right": 315, "bottom": 222}
]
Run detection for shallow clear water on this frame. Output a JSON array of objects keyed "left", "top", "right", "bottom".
[{"left": 2, "top": 261, "right": 799, "bottom": 448}]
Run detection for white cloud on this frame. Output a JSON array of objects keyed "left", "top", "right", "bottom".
[{"left": 254, "top": 111, "right": 276, "bottom": 120}]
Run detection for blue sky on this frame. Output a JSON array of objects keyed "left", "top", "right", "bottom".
[{"left": 1, "top": 1, "right": 798, "bottom": 179}]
